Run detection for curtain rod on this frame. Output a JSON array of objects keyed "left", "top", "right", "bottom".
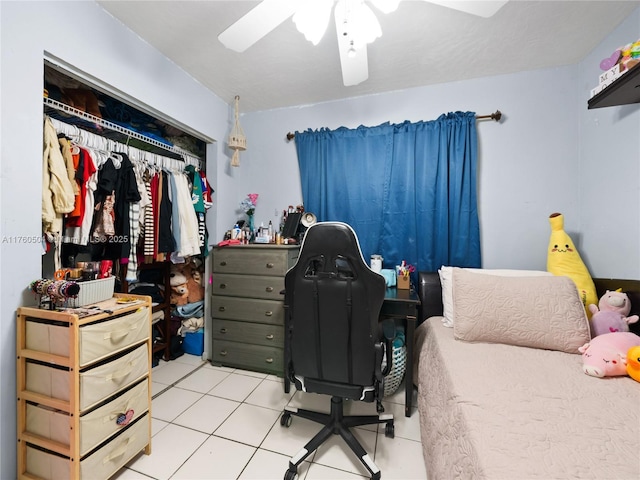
[{"left": 285, "top": 110, "right": 502, "bottom": 141}]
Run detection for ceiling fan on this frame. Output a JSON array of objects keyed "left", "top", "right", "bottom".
[{"left": 218, "top": 0, "right": 508, "bottom": 87}]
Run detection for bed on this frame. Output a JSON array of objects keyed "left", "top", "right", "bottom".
[{"left": 414, "top": 270, "right": 640, "bottom": 480}]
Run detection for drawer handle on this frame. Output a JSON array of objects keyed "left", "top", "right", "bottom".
[
  {"left": 218, "top": 306, "right": 226, "bottom": 312},
  {"left": 220, "top": 328, "right": 227, "bottom": 334},
  {"left": 266, "top": 263, "right": 274, "bottom": 269},
  {"left": 219, "top": 283, "right": 227, "bottom": 289},
  {"left": 265, "top": 311, "right": 273, "bottom": 317},
  {"left": 265, "top": 286, "right": 274, "bottom": 293},
  {"left": 220, "top": 261, "right": 227, "bottom": 266},
  {"left": 265, "top": 358, "right": 274, "bottom": 363},
  {"left": 219, "top": 350, "right": 228, "bottom": 356},
  {"left": 266, "top": 334, "right": 274, "bottom": 340}
]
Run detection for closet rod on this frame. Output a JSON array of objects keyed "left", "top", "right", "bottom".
[
  {"left": 49, "top": 116, "right": 199, "bottom": 170},
  {"left": 43, "top": 96, "right": 202, "bottom": 163},
  {"left": 285, "top": 109, "right": 503, "bottom": 141}
]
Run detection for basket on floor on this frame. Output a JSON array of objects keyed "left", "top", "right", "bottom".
[{"left": 382, "top": 343, "right": 407, "bottom": 397}]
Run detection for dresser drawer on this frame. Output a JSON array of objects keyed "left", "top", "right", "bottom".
[
  {"left": 212, "top": 273, "right": 284, "bottom": 300},
  {"left": 211, "top": 296, "right": 284, "bottom": 324},
  {"left": 212, "top": 247, "right": 297, "bottom": 275},
  {"left": 25, "top": 378, "right": 149, "bottom": 456},
  {"left": 25, "top": 306, "right": 150, "bottom": 367},
  {"left": 212, "top": 340, "right": 283, "bottom": 374},
  {"left": 212, "top": 319, "right": 284, "bottom": 347},
  {"left": 25, "top": 414, "right": 150, "bottom": 480}
]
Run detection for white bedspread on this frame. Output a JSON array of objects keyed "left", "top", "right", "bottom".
[{"left": 414, "top": 316, "right": 640, "bottom": 480}]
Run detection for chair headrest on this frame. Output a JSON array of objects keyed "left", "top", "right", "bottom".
[{"left": 296, "top": 222, "right": 369, "bottom": 276}]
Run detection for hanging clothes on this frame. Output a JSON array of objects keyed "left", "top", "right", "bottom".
[
  {"left": 171, "top": 172, "right": 201, "bottom": 258},
  {"left": 185, "top": 165, "right": 208, "bottom": 256}
]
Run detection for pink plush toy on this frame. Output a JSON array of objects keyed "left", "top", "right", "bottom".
[
  {"left": 579, "top": 332, "right": 640, "bottom": 378},
  {"left": 588, "top": 290, "right": 639, "bottom": 337}
]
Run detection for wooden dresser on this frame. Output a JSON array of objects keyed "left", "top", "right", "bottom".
[
  {"left": 16, "top": 294, "right": 152, "bottom": 480},
  {"left": 210, "top": 245, "right": 299, "bottom": 375}
]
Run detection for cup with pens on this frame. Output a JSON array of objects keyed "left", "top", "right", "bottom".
[{"left": 396, "top": 261, "right": 415, "bottom": 290}]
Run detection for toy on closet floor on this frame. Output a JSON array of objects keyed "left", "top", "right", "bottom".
[
  {"left": 588, "top": 290, "right": 639, "bottom": 337},
  {"left": 627, "top": 346, "right": 640, "bottom": 382},
  {"left": 169, "top": 260, "right": 205, "bottom": 306},
  {"left": 578, "top": 332, "right": 640, "bottom": 378}
]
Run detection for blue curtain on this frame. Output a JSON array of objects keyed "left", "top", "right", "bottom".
[{"left": 294, "top": 112, "right": 480, "bottom": 277}]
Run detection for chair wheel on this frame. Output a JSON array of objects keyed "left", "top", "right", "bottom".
[
  {"left": 284, "top": 468, "right": 297, "bottom": 480},
  {"left": 280, "top": 412, "right": 292, "bottom": 427},
  {"left": 385, "top": 421, "right": 395, "bottom": 438}
]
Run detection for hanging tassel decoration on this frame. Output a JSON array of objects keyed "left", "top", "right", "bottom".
[{"left": 228, "top": 95, "right": 246, "bottom": 167}]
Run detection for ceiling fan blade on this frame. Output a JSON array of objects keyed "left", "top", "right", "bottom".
[
  {"left": 425, "top": 0, "right": 508, "bottom": 18},
  {"left": 218, "top": 0, "right": 298, "bottom": 52}
]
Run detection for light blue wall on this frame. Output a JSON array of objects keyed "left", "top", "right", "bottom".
[
  {"left": 0, "top": 1, "right": 638, "bottom": 477},
  {"left": 240, "top": 66, "right": 582, "bottom": 272},
  {"left": 0, "top": 2, "right": 234, "bottom": 477},
  {"left": 578, "top": 9, "right": 640, "bottom": 278}
]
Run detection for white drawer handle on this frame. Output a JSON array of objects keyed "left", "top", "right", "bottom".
[
  {"left": 103, "top": 435, "right": 135, "bottom": 463},
  {"left": 266, "top": 334, "right": 274, "bottom": 340},
  {"left": 220, "top": 328, "right": 227, "bottom": 334},
  {"left": 104, "top": 324, "right": 137, "bottom": 342},
  {"left": 265, "top": 358, "right": 274, "bottom": 363},
  {"left": 106, "top": 362, "right": 135, "bottom": 382},
  {"left": 219, "top": 350, "right": 228, "bottom": 356},
  {"left": 266, "top": 263, "right": 274, "bottom": 268},
  {"left": 265, "top": 311, "right": 273, "bottom": 316},
  {"left": 265, "top": 287, "right": 274, "bottom": 293}
]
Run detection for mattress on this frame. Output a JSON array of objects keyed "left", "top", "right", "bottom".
[{"left": 414, "top": 317, "right": 640, "bottom": 480}]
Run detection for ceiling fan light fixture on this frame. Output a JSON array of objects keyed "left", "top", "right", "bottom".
[
  {"left": 337, "top": 0, "right": 382, "bottom": 51},
  {"left": 292, "top": 0, "right": 334, "bottom": 45}
]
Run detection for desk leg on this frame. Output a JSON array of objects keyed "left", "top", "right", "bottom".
[{"left": 404, "top": 314, "right": 416, "bottom": 417}]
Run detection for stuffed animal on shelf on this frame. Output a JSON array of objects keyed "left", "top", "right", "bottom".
[
  {"left": 169, "top": 267, "right": 189, "bottom": 306},
  {"left": 627, "top": 346, "right": 640, "bottom": 382},
  {"left": 546, "top": 213, "right": 597, "bottom": 317},
  {"left": 579, "top": 332, "right": 640, "bottom": 378},
  {"left": 588, "top": 290, "right": 639, "bottom": 337}
]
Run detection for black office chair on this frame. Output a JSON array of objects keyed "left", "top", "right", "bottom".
[{"left": 280, "top": 222, "right": 395, "bottom": 480}]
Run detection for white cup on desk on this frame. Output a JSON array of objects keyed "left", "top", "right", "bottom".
[{"left": 370, "top": 255, "right": 383, "bottom": 273}]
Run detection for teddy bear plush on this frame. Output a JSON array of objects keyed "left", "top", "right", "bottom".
[
  {"left": 169, "top": 267, "right": 189, "bottom": 306},
  {"left": 169, "top": 261, "right": 204, "bottom": 305},
  {"left": 588, "top": 290, "right": 639, "bottom": 337}
]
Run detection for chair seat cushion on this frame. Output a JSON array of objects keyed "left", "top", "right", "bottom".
[{"left": 294, "top": 376, "right": 375, "bottom": 402}]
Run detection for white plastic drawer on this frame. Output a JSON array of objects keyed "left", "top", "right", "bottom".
[
  {"left": 79, "top": 343, "right": 149, "bottom": 411},
  {"left": 79, "top": 307, "right": 149, "bottom": 366}
]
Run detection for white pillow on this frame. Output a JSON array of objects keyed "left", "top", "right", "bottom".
[{"left": 438, "top": 266, "right": 552, "bottom": 327}]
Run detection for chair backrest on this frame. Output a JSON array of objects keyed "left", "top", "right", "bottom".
[{"left": 285, "top": 222, "right": 386, "bottom": 388}]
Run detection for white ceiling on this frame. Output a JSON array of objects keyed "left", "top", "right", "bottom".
[{"left": 97, "top": 1, "right": 639, "bottom": 112}]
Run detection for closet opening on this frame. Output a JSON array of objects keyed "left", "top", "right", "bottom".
[{"left": 43, "top": 60, "right": 211, "bottom": 364}]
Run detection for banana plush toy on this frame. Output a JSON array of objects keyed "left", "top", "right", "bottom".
[{"left": 547, "top": 213, "right": 597, "bottom": 318}]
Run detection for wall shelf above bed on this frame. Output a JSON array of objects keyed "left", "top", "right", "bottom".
[{"left": 588, "top": 63, "right": 640, "bottom": 109}]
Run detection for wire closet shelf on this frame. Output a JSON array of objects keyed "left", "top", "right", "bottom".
[{"left": 43, "top": 96, "right": 202, "bottom": 168}]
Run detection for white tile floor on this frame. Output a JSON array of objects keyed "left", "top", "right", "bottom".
[{"left": 113, "top": 353, "right": 427, "bottom": 480}]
